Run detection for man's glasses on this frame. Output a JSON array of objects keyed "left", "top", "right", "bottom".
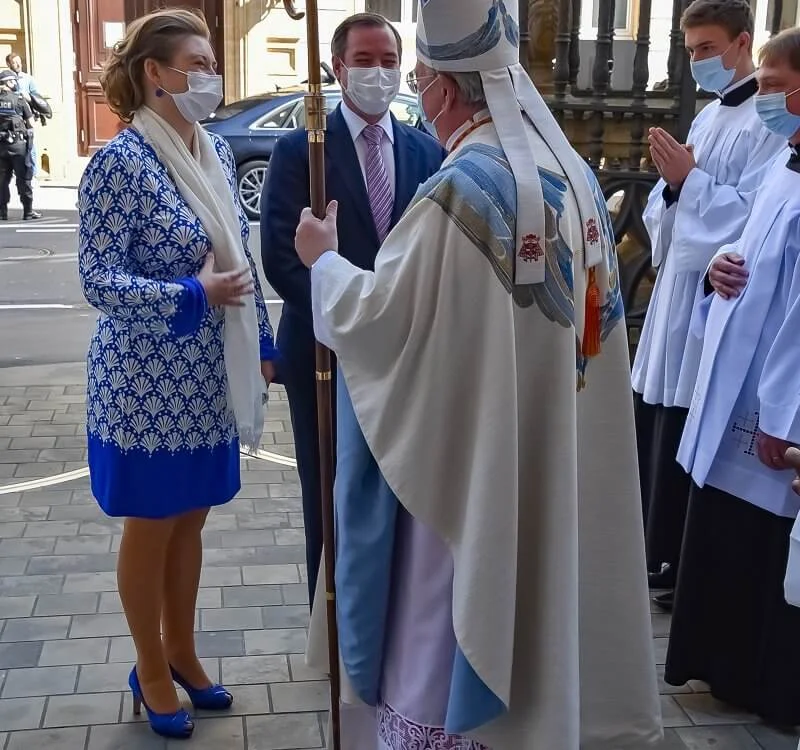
[{"left": 406, "top": 71, "right": 435, "bottom": 95}]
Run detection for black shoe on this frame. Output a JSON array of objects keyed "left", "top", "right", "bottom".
[
  {"left": 23, "top": 210, "right": 41, "bottom": 220},
  {"left": 648, "top": 563, "right": 677, "bottom": 589},
  {"left": 0, "top": 209, "right": 7, "bottom": 221},
  {"left": 652, "top": 590, "right": 674, "bottom": 612}
]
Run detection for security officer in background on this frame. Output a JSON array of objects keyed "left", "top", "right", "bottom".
[{"left": 0, "top": 69, "right": 40, "bottom": 220}]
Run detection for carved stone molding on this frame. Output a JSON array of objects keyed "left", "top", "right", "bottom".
[{"left": 528, "top": 0, "right": 559, "bottom": 92}]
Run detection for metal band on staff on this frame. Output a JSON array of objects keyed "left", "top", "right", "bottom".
[{"left": 282, "top": 2, "right": 341, "bottom": 748}]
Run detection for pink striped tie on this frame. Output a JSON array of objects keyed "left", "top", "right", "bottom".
[{"left": 363, "top": 124, "right": 393, "bottom": 241}]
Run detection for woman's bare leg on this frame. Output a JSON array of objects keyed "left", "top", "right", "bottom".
[
  {"left": 162, "top": 506, "right": 212, "bottom": 688},
  {"left": 118, "top": 516, "right": 181, "bottom": 713}
]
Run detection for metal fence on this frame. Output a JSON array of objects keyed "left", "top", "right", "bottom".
[{"left": 525, "top": 0, "right": 787, "bottom": 349}]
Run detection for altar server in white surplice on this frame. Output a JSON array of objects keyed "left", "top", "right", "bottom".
[
  {"left": 294, "top": 1, "right": 662, "bottom": 748},
  {"left": 632, "top": 0, "right": 785, "bottom": 610},
  {"left": 665, "top": 27, "right": 800, "bottom": 725}
]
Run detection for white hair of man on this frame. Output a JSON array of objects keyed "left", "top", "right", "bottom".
[{"left": 443, "top": 70, "right": 487, "bottom": 106}]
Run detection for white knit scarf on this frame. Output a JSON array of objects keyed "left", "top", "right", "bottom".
[{"left": 132, "top": 106, "right": 265, "bottom": 451}]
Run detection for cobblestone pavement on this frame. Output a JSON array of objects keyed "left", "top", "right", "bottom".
[{"left": 0, "top": 364, "right": 798, "bottom": 749}]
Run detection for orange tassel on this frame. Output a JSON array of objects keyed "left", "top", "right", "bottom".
[{"left": 582, "top": 266, "right": 602, "bottom": 358}]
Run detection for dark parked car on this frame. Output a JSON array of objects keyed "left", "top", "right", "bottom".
[{"left": 202, "top": 87, "right": 422, "bottom": 219}]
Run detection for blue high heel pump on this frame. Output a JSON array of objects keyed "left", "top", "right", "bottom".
[
  {"left": 128, "top": 667, "right": 194, "bottom": 739},
  {"left": 170, "top": 665, "right": 234, "bottom": 711}
]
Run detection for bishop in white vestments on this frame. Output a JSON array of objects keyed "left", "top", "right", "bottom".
[
  {"left": 297, "top": 1, "right": 661, "bottom": 748},
  {"left": 632, "top": 0, "right": 785, "bottom": 604},
  {"left": 667, "top": 27, "right": 800, "bottom": 725}
]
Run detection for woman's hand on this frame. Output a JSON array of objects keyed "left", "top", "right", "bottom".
[
  {"left": 261, "top": 360, "right": 276, "bottom": 387},
  {"left": 198, "top": 252, "right": 254, "bottom": 307}
]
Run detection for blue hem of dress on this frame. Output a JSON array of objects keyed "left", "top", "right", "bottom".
[{"left": 87, "top": 434, "right": 241, "bottom": 519}]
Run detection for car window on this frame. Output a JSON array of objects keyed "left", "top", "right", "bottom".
[
  {"left": 208, "top": 98, "right": 266, "bottom": 121},
  {"left": 252, "top": 101, "right": 297, "bottom": 130},
  {"left": 390, "top": 99, "right": 419, "bottom": 126}
]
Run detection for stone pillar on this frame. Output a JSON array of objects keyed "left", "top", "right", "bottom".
[
  {"left": 528, "top": 0, "right": 559, "bottom": 93},
  {"left": 25, "top": 0, "right": 83, "bottom": 182}
]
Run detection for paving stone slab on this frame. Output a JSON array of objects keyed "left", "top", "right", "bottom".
[
  {"left": 2, "top": 664, "right": 78, "bottom": 698},
  {"left": 201, "top": 607, "right": 263, "bottom": 632},
  {"left": 27, "top": 553, "right": 118, "bottom": 575},
  {"left": 288, "top": 655, "right": 325, "bottom": 683},
  {"left": 5, "top": 727, "right": 88, "bottom": 750},
  {"left": 0, "top": 523, "right": 24, "bottom": 540},
  {"left": 0, "top": 574, "right": 63, "bottom": 596},
  {"left": 0, "top": 696, "right": 46, "bottom": 730},
  {"left": 54, "top": 536, "right": 113, "bottom": 555},
  {"left": 0, "top": 507, "right": 49, "bottom": 523},
  {"left": 198, "top": 566, "right": 242, "bottom": 587},
  {"left": 223, "top": 585, "right": 283, "bottom": 608},
  {"left": 661, "top": 695, "right": 692, "bottom": 728},
  {"left": 280, "top": 585, "right": 309, "bottom": 606},
  {"left": 242, "top": 565, "right": 300, "bottom": 586},
  {"left": 207, "top": 530, "right": 277, "bottom": 549},
  {"left": 234, "top": 513, "right": 292, "bottom": 531},
  {"left": 244, "top": 629, "right": 307, "bottom": 656},
  {"left": 270, "top": 682, "right": 329, "bottom": 714},
  {"left": 87, "top": 722, "right": 167, "bottom": 750},
  {"left": 0, "top": 537, "right": 55, "bottom": 557},
  {"left": 245, "top": 713, "right": 323, "bottom": 750},
  {"left": 2, "top": 616, "right": 70, "bottom": 642},
  {"left": 220, "top": 655, "right": 290, "bottom": 686},
  {"left": 676, "top": 726, "right": 761, "bottom": 749},
  {"left": 107, "top": 637, "right": 136, "bottom": 663},
  {"left": 69, "top": 613, "right": 129, "bottom": 639},
  {"left": 262, "top": 606, "right": 309, "bottom": 630},
  {"left": 35, "top": 593, "right": 99, "bottom": 617},
  {"left": 39, "top": 637, "right": 110, "bottom": 666},
  {"left": 182, "top": 717, "right": 245, "bottom": 749},
  {"left": 76, "top": 662, "right": 133, "bottom": 693},
  {"left": 675, "top": 693, "right": 759, "bottom": 726},
  {"left": 0, "top": 559, "right": 27, "bottom": 576},
  {"left": 0, "top": 641, "right": 43, "bottom": 669},
  {"left": 747, "top": 725, "right": 800, "bottom": 749},
  {"left": 44, "top": 691, "right": 122, "bottom": 728},
  {"left": 194, "top": 630, "right": 246, "bottom": 658},
  {"left": 63, "top": 572, "right": 118, "bottom": 593}
]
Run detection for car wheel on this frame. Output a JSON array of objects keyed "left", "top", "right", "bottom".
[{"left": 237, "top": 160, "right": 269, "bottom": 220}]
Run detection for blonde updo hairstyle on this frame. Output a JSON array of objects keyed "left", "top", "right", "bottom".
[{"left": 101, "top": 8, "right": 210, "bottom": 123}]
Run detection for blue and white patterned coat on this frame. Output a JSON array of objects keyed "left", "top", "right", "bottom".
[{"left": 78, "top": 127, "right": 276, "bottom": 519}]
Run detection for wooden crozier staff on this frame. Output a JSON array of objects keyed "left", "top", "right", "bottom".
[{"left": 282, "top": 1, "right": 341, "bottom": 748}]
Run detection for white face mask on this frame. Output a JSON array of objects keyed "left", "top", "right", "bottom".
[
  {"left": 160, "top": 67, "right": 223, "bottom": 123},
  {"left": 342, "top": 65, "right": 401, "bottom": 116}
]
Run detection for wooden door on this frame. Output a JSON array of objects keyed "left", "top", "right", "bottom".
[
  {"left": 73, "top": 0, "right": 127, "bottom": 156},
  {"left": 123, "top": 0, "right": 223, "bottom": 75}
]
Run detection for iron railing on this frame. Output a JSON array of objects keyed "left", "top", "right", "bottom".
[{"left": 529, "top": 0, "right": 788, "bottom": 349}]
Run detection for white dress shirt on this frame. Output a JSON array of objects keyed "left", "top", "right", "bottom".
[{"left": 340, "top": 98, "right": 396, "bottom": 200}]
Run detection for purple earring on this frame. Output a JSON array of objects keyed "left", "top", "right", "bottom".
[{"left": 155, "top": 88, "right": 164, "bottom": 97}]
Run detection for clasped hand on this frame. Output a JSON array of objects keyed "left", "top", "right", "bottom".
[
  {"left": 295, "top": 201, "right": 339, "bottom": 268},
  {"left": 648, "top": 127, "right": 696, "bottom": 192},
  {"left": 709, "top": 252, "right": 748, "bottom": 300}
]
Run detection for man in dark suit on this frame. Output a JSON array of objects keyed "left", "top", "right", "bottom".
[{"left": 261, "top": 12, "right": 445, "bottom": 606}]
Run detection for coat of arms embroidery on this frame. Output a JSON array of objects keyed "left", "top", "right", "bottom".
[
  {"left": 519, "top": 233, "right": 544, "bottom": 262},
  {"left": 586, "top": 218, "right": 600, "bottom": 245}
]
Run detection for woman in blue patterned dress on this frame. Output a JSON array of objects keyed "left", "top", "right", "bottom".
[{"left": 78, "top": 9, "right": 277, "bottom": 739}]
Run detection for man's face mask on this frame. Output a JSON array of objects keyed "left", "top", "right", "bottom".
[
  {"left": 755, "top": 86, "right": 800, "bottom": 139},
  {"left": 342, "top": 64, "right": 402, "bottom": 116}
]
